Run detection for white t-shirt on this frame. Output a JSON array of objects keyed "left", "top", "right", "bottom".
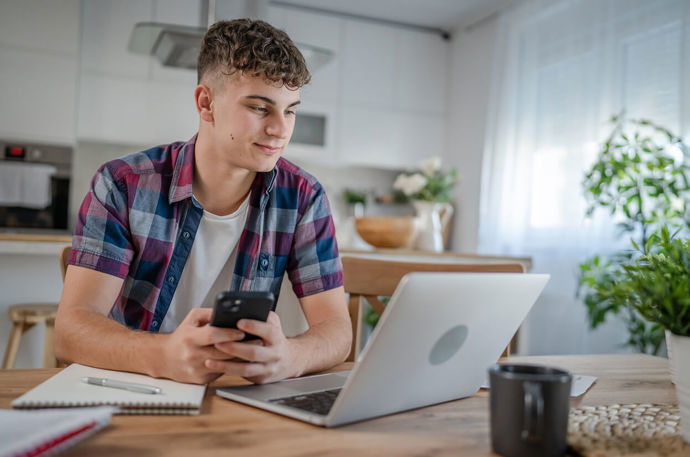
[{"left": 159, "top": 194, "right": 250, "bottom": 333}]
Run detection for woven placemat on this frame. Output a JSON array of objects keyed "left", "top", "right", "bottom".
[{"left": 568, "top": 403, "right": 689, "bottom": 457}]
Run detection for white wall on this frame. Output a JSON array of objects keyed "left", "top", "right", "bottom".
[
  {"left": 0, "top": 0, "right": 80, "bottom": 145},
  {"left": 445, "top": 17, "right": 501, "bottom": 253}
]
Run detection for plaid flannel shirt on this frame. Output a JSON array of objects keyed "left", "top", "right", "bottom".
[{"left": 69, "top": 135, "right": 343, "bottom": 332}]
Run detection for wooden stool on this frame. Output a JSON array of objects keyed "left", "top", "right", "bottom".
[{"left": 2, "top": 303, "right": 59, "bottom": 369}]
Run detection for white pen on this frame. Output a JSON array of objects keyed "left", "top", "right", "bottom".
[{"left": 81, "top": 377, "right": 162, "bottom": 395}]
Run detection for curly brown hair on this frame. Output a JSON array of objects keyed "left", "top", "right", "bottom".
[{"left": 198, "top": 19, "right": 311, "bottom": 89}]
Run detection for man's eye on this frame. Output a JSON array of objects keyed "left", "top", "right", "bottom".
[
  {"left": 251, "top": 106, "right": 268, "bottom": 113},
  {"left": 285, "top": 110, "right": 296, "bottom": 116}
]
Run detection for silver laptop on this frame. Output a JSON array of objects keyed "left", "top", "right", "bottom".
[{"left": 216, "top": 272, "right": 549, "bottom": 427}]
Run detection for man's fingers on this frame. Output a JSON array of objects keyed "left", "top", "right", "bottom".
[
  {"left": 266, "top": 311, "right": 281, "bottom": 326},
  {"left": 203, "top": 326, "right": 246, "bottom": 346},
  {"left": 183, "top": 323, "right": 245, "bottom": 346},
  {"left": 179, "top": 309, "right": 250, "bottom": 345},
  {"left": 205, "top": 359, "right": 266, "bottom": 378},
  {"left": 184, "top": 307, "right": 213, "bottom": 326},
  {"left": 236, "top": 312, "right": 280, "bottom": 343},
  {"left": 214, "top": 341, "right": 271, "bottom": 362},
  {"left": 202, "top": 345, "right": 241, "bottom": 361},
  {"left": 236, "top": 320, "right": 268, "bottom": 340}
]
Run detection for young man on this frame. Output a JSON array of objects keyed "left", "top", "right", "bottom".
[{"left": 54, "top": 19, "right": 351, "bottom": 385}]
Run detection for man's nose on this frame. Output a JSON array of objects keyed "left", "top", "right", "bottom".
[{"left": 266, "top": 114, "right": 291, "bottom": 139}]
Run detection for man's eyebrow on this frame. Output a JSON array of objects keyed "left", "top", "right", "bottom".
[{"left": 245, "top": 95, "right": 301, "bottom": 108}]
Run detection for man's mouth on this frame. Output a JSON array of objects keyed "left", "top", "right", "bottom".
[{"left": 254, "top": 143, "right": 282, "bottom": 154}]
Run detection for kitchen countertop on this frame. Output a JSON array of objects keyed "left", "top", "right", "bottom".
[
  {"left": 0, "top": 233, "right": 72, "bottom": 243},
  {"left": 340, "top": 248, "right": 533, "bottom": 271},
  {"left": 0, "top": 231, "right": 71, "bottom": 255}
]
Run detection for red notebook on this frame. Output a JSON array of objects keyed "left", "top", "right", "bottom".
[{"left": 0, "top": 406, "right": 114, "bottom": 457}]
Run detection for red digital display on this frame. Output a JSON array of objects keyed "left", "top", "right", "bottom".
[{"left": 5, "top": 145, "right": 26, "bottom": 159}]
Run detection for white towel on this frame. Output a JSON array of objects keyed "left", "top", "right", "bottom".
[{"left": 0, "top": 162, "right": 57, "bottom": 209}]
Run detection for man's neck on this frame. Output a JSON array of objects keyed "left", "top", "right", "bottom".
[{"left": 193, "top": 136, "right": 257, "bottom": 216}]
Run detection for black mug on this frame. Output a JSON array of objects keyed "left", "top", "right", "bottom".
[{"left": 488, "top": 364, "right": 572, "bottom": 457}]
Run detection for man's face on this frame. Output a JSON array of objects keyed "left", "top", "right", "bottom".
[{"left": 205, "top": 73, "right": 300, "bottom": 172}]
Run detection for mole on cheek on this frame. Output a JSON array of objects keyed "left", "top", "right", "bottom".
[{"left": 230, "top": 134, "right": 235, "bottom": 140}]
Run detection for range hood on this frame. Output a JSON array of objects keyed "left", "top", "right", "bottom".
[{"left": 128, "top": 21, "right": 333, "bottom": 72}]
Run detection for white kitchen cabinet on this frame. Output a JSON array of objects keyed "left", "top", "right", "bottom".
[
  {"left": 0, "top": 0, "right": 80, "bottom": 145},
  {"left": 340, "top": 106, "right": 445, "bottom": 169},
  {"left": 0, "top": 0, "right": 79, "bottom": 53},
  {"left": 395, "top": 29, "right": 448, "bottom": 114},
  {"left": 149, "top": 0, "right": 203, "bottom": 84},
  {"left": 81, "top": 0, "right": 202, "bottom": 80},
  {"left": 77, "top": 0, "right": 200, "bottom": 145},
  {"left": 341, "top": 21, "right": 449, "bottom": 113},
  {"left": 80, "top": 0, "right": 152, "bottom": 79},
  {"left": 339, "top": 21, "right": 449, "bottom": 169},
  {"left": 280, "top": 8, "right": 341, "bottom": 104},
  {"left": 341, "top": 20, "right": 398, "bottom": 108},
  {"left": 341, "top": 106, "right": 405, "bottom": 168},
  {"left": 283, "top": 98, "right": 339, "bottom": 165},
  {"left": 265, "top": 6, "right": 342, "bottom": 163},
  {"left": 77, "top": 73, "right": 198, "bottom": 145}
]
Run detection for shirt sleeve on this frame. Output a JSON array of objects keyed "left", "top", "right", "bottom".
[
  {"left": 68, "top": 164, "right": 134, "bottom": 279},
  {"left": 287, "top": 183, "right": 344, "bottom": 298}
]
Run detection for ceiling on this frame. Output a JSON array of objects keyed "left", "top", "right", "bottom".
[{"left": 271, "top": 0, "right": 514, "bottom": 33}]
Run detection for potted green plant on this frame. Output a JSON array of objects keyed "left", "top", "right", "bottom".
[
  {"left": 609, "top": 226, "right": 690, "bottom": 442},
  {"left": 343, "top": 188, "right": 367, "bottom": 217},
  {"left": 578, "top": 114, "right": 690, "bottom": 354}
]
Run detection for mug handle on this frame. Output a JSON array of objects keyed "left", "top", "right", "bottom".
[{"left": 521, "top": 381, "right": 544, "bottom": 443}]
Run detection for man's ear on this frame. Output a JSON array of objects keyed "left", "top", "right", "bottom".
[{"left": 195, "top": 84, "right": 214, "bottom": 123}]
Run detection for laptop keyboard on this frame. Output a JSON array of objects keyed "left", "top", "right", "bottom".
[{"left": 269, "top": 389, "right": 342, "bottom": 415}]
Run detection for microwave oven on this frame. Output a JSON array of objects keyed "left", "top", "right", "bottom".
[{"left": 292, "top": 112, "right": 327, "bottom": 147}]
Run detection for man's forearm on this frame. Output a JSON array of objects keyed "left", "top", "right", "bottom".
[
  {"left": 54, "top": 308, "right": 168, "bottom": 378},
  {"left": 287, "top": 317, "right": 352, "bottom": 377}
]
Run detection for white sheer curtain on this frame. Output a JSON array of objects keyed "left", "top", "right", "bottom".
[{"left": 480, "top": 0, "right": 690, "bottom": 354}]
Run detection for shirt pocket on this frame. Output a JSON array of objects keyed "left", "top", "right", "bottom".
[
  {"left": 256, "top": 252, "right": 275, "bottom": 277},
  {"left": 256, "top": 252, "right": 289, "bottom": 278}
]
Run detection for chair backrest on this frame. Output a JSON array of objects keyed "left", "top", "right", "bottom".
[
  {"left": 342, "top": 256, "right": 525, "bottom": 362},
  {"left": 60, "top": 246, "right": 71, "bottom": 281}
]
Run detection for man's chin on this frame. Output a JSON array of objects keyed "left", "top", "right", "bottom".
[{"left": 256, "top": 155, "right": 282, "bottom": 172}]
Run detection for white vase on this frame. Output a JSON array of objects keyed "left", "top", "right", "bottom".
[
  {"left": 412, "top": 200, "right": 453, "bottom": 252},
  {"left": 668, "top": 332, "right": 690, "bottom": 443},
  {"left": 666, "top": 329, "right": 677, "bottom": 385}
]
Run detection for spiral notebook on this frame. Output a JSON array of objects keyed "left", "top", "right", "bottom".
[
  {"left": 0, "top": 407, "right": 114, "bottom": 457},
  {"left": 11, "top": 364, "right": 206, "bottom": 415}
]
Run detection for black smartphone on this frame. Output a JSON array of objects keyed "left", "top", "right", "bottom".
[{"left": 210, "top": 291, "right": 275, "bottom": 340}]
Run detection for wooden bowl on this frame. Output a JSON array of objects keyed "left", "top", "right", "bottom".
[{"left": 354, "top": 216, "right": 415, "bottom": 249}]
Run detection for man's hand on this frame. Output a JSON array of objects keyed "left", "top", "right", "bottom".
[
  {"left": 206, "top": 311, "right": 298, "bottom": 384},
  {"left": 205, "top": 287, "right": 352, "bottom": 385},
  {"left": 160, "top": 308, "right": 247, "bottom": 384}
]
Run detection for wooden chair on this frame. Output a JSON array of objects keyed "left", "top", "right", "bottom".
[
  {"left": 342, "top": 256, "right": 525, "bottom": 362},
  {"left": 2, "top": 245, "right": 70, "bottom": 369}
]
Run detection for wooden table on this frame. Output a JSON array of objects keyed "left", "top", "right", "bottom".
[{"left": 0, "top": 354, "right": 676, "bottom": 456}]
